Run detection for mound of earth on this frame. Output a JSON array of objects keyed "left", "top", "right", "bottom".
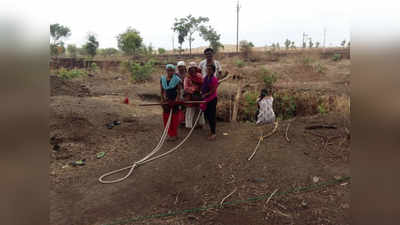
[{"left": 50, "top": 75, "right": 91, "bottom": 97}]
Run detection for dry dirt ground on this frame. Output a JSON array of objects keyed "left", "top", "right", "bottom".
[{"left": 50, "top": 57, "right": 350, "bottom": 225}]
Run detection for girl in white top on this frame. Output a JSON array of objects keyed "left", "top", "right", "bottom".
[{"left": 256, "top": 89, "right": 276, "bottom": 124}]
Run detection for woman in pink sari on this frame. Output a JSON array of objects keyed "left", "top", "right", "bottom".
[{"left": 200, "top": 63, "right": 218, "bottom": 140}]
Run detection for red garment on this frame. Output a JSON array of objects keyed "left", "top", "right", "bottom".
[
  {"left": 163, "top": 111, "right": 180, "bottom": 137},
  {"left": 184, "top": 72, "right": 203, "bottom": 107}
]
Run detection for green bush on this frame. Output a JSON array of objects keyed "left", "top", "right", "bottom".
[
  {"left": 332, "top": 53, "right": 342, "bottom": 61},
  {"left": 260, "top": 68, "right": 278, "bottom": 88},
  {"left": 90, "top": 62, "right": 99, "bottom": 73},
  {"left": 313, "top": 63, "right": 326, "bottom": 73},
  {"left": 317, "top": 104, "right": 327, "bottom": 114},
  {"left": 57, "top": 68, "right": 88, "bottom": 79},
  {"left": 235, "top": 59, "right": 246, "bottom": 68},
  {"left": 129, "top": 60, "right": 154, "bottom": 82},
  {"left": 273, "top": 92, "right": 296, "bottom": 120},
  {"left": 243, "top": 91, "right": 258, "bottom": 121},
  {"left": 301, "top": 56, "right": 314, "bottom": 66}
]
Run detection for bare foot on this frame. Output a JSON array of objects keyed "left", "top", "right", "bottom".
[
  {"left": 208, "top": 134, "right": 216, "bottom": 140},
  {"left": 167, "top": 136, "right": 178, "bottom": 142}
]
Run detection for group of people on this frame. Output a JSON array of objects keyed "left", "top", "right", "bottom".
[{"left": 160, "top": 48, "right": 222, "bottom": 141}]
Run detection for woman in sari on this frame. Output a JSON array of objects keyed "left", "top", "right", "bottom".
[
  {"left": 184, "top": 62, "right": 205, "bottom": 129},
  {"left": 160, "top": 64, "right": 182, "bottom": 141},
  {"left": 200, "top": 63, "right": 219, "bottom": 140}
]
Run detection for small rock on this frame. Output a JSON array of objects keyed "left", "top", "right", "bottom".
[
  {"left": 301, "top": 200, "right": 308, "bottom": 208},
  {"left": 251, "top": 178, "right": 265, "bottom": 183},
  {"left": 334, "top": 175, "right": 342, "bottom": 180},
  {"left": 188, "top": 215, "right": 197, "bottom": 220},
  {"left": 341, "top": 203, "right": 350, "bottom": 209},
  {"left": 223, "top": 132, "right": 229, "bottom": 136},
  {"left": 53, "top": 144, "right": 61, "bottom": 151},
  {"left": 313, "top": 176, "right": 320, "bottom": 183},
  {"left": 62, "top": 165, "right": 69, "bottom": 169}
]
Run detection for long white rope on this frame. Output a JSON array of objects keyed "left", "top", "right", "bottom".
[{"left": 98, "top": 110, "right": 203, "bottom": 184}]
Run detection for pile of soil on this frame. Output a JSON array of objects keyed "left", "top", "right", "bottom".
[{"left": 50, "top": 75, "right": 91, "bottom": 97}]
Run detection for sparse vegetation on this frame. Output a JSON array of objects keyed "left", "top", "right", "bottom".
[
  {"left": 158, "top": 48, "right": 166, "bottom": 54},
  {"left": 122, "top": 60, "right": 155, "bottom": 82},
  {"left": 235, "top": 59, "right": 246, "bottom": 68},
  {"left": 317, "top": 103, "right": 327, "bottom": 114},
  {"left": 332, "top": 53, "right": 342, "bottom": 61},
  {"left": 240, "top": 40, "right": 253, "bottom": 60},
  {"left": 56, "top": 68, "right": 88, "bottom": 79},
  {"left": 259, "top": 68, "right": 278, "bottom": 89},
  {"left": 243, "top": 91, "right": 258, "bottom": 121}
]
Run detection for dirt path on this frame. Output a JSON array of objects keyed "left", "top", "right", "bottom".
[{"left": 50, "top": 97, "right": 350, "bottom": 225}]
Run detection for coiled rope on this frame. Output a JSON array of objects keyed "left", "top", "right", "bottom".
[{"left": 99, "top": 110, "right": 203, "bottom": 184}]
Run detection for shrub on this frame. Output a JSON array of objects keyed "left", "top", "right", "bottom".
[
  {"left": 259, "top": 68, "right": 278, "bottom": 89},
  {"left": 235, "top": 59, "right": 246, "bottom": 68},
  {"left": 240, "top": 40, "right": 253, "bottom": 60},
  {"left": 129, "top": 60, "right": 154, "bottom": 82},
  {"left": 317, "top": 104, "right": 327, "bottom": 114},
  {"left": 313, "top": 63, "right": 326, "bottom": 73},
  {"left": 243, "top": 91, "right": 258, "bottom": 121},
  {"left": 273, "top": 92, "right": 297, "bottom": 119},
  {"left": 90, "top": 62, "right": 99, "bottom": 73},
  {"left": 57, "top": 68, "right": 88, "bottom": 79},
  {"left": 332, "top": 53, "right": 342, "bottom": 61}
]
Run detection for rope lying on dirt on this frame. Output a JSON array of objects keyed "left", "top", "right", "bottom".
[
  {"left": 102, "top": 176, "right": 351, "bottom": 225},
  {"left": 98, "top": 110, "right": 203, "bottom": 184},
  {"left": 248, "top": 121, "right": 279, "bottom": 161}
]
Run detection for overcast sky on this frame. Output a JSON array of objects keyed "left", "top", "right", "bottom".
[{"left": 47, "top": 0, "right": 350, "bottom": 49}]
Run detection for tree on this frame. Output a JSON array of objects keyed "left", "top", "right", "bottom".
[
  {"left": 271, "top": 43, "right": 276, "bottom": 51},
  {"left": 341, "top": 39, "right": 346, "bottom": 48},
  {"left": 158, "top": 48, "right": 166, "bottom": 54},
  {"left": 302, "top": 41, "right": 306, "bottom": 48},
  {"left": 284, "top": 39, "right": 291, "bottom": 50},
  {"left": 199, "top": 25, "right": 224, "bottom": 52},
  {"left": 347, "top": 41, "right": 351, "bottom": 48},
  {"left": 315, "top": 42, "right": 320, "bottom": 48},
  {"left": 50, "top": 23, "right": 71, "bottom": 56},
  {"left": 240, "top": 40, "right": 253, "bottom": 59},
  {"left": 67, "top": 44, "right": 77, "bottom": 58},
  {"left": 117, "top": 27, "right": 143, "bottom": 56},
  {"left": 290, "top": 41, "right": 296, "bottom": 49},
  {"left": 172, "top": 15, "right": 209, "bottom": 55},
  {"left": 276, "top": 42, "right": 280, "bottom": 49},
  {"left": 308, "top": 39, "right": 314, "bottom": 48},
  {"left": 84, "top": 33, "right": 99, "bottom": 57}
]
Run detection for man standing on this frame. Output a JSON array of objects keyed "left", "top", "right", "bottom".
[{"left": 198, "top": 48, "right": 222, "bottom": 78}]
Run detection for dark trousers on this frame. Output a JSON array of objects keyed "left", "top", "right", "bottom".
[{"left": 204, "top": 97, "right": 217, "bottom": 134}]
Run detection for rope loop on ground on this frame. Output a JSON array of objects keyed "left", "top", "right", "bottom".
[{"left": 99, "top": 110, "right": 203, "bottom": 184}]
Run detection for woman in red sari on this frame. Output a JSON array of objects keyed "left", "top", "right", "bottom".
[
  {"left": 183, "top": 62, "right": 205, "bottom": 128},
  {"left": 160, "top": 64, "right": 182, "bottom": 141}
]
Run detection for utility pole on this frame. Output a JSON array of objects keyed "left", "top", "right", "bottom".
[
  {"left": 323, "top": 28, "right": 326, "bottom": 52},
  {"left": 236, "top": 1, "right": 240, "bottom": 53},
  {"left": 172, "top": 35, "right": 174, "bottom": 53},
  {"left": 302, "top": 32, "right": 308, "bottom": 49}
]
